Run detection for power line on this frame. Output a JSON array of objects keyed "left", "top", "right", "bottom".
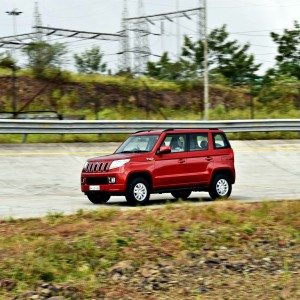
[
  {"left": 35, "top": 26, "right": 121, "bottom": 41},
  {"left": 209, "top": 3, "right": 300, "bottom": 9},
  {"left": 251, "top": 44, "right": 277, "bottom": 49},
  {"left": 230, "top": 33, "right": 270, "bottom": 37},
  {"left": 126, "top": 7, "right": 200, "bottom": 23}
]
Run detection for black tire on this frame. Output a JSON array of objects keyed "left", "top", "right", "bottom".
[
  {"left": 126, "top": 177, "right": 150, "bottom": 205},
  {"left": 209, "top": 174, "right": 232, "bottom": 200},
  {"left": 86, "top": 192, "right": 110, "bottom": 204},
  {"left": 171, "top": 191, "right": 192, "bottom": 200}
]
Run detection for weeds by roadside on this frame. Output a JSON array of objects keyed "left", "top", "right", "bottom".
[{"left": 0, "top": 200, "right": 299, "bottom": 299}]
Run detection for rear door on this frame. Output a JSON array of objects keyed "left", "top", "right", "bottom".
[{"left": 184, "top": 132, "right": 213, "bottom": 186}]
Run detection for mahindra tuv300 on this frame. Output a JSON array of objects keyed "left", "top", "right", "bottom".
[{"left": 81, "top": 128, "right": 235, "bottom": 205}]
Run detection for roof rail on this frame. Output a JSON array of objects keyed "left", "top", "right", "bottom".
[
  {"left": 162, "top": 128, "right": 175, "bottom": 132},
  {"left": 134, "top": 129, "right": 152, "bottom": 134}
]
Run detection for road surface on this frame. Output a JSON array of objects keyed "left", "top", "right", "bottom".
[{"left": 0, "top": 140, "right": 299, "bottom": 219}]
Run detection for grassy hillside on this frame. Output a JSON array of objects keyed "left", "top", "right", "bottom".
[
  {"left": 0, "top": 72, "right": 299, "bottom": 143},
  {"left": 0, "top": 200, "right": 299, "bottom": 299},
  {"left": 0, "top": 72, "right": 298, "bottom": 120},
  {"left": 0, "top": 72, "right": 254, "bottom": 116}
]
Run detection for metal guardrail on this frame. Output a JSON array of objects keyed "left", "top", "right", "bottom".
[{"left": 0, "top": 119, "right": 299, "bottom": 134}]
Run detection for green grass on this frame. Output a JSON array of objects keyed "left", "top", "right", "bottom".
[
  {"left": 0, "top": 201, "right": 298, "bottom": 299},
  {"left": 71, "top": 74, "right": 181, "bottom": 92}
]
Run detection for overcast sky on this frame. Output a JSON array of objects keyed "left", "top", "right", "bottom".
[{"left": 0, "top": 0, "right": 299, "bottom": 74}]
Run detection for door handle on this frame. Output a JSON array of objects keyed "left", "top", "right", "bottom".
[
  {"left": 178, "top": 159, "right": 186, "bottom": 164},
  {"left": 205, "top": 156, "right": 213, "bottom": 161}
]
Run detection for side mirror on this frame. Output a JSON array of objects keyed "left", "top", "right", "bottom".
[{"left": 157, "top": 145, "right": 171, "bottom": 154}]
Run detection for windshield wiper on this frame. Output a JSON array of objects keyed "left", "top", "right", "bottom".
[{"left": 119, "top": 150, "right": 148, "bottom": 153}]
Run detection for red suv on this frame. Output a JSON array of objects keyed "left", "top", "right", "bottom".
[{"left": 81, "top": 129, "right": 235, "bottom": 205}]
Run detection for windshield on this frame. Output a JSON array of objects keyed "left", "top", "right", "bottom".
[{"left": 116, "top": 134, "right": 159, "bottom": 153}]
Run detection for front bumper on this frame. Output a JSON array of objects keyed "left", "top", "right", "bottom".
[{"left": 81, "top": 170, "right": 127, "bottom": 194}]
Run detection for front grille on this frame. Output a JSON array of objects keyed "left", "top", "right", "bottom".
[
  {"left": 85, "top": 162, "right": 109, "bottom": 173},
  {"left": 86, "top": 177, "right": 108, "bottom": 185}
]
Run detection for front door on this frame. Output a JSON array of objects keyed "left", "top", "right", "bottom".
[{"left": 153, "top": 134, "right": 188, "bottom": 188}]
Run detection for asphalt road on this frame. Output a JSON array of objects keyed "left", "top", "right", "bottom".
[{"left": 0, "top": 140, "right": 299, "bottom": 219}]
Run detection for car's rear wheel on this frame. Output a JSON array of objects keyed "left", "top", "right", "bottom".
[
  {"left": 86, "top": 192, "right": 110, "bottom": 204},
  {"left": 126, "top": 177, "right": 150, "bottom": 205},
  {"left": 209, "top": 174, "right": 232, "bottom": 200},
  {"left": 171, "top": 191, "right": 191, "bottom": 200}
]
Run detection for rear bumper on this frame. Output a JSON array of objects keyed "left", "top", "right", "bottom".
[{"left": 232, "top": 169, "right": 236, "bottom": 184}]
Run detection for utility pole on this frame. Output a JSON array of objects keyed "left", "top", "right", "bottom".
[
  {"left": 6, "top": 8, "right": 22, "bottom": 119},
  {"left": 160, "top": 21, "right": 165, "bottom": 53},
  {"left": 34, "top": 1, "right": 43, "bottom": 41},
  {"left": 6, "top": 9, "right": 23, "bottom": 58},
  {"left": 199, "top": 0, "right": 209, "bottom": 120},
  {"left": 133, "top": 0, "right": 150, "bottom": 74},
  {"left": 119, "top": 0, "right": 130, "bottom": 72},
  {"left": 126, "top": 7, "right": 200, "bottom": 74},
  {"left": 176, "top": 0, "right": 181, "bottom": 58}
]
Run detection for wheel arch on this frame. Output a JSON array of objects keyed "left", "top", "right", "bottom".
[
  {"left": 210, "top": 168, "right": 235, "bottom": 185},
  {"left": 126, "top": 171, "right": 153, "bottom": 190}
]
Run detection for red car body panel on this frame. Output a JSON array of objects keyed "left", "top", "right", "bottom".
[{"left": 81, "top": 129, "right": 235, "bottom": 198}]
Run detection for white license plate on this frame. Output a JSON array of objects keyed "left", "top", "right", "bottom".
[{"left": 89, "top": 185, "right": 100, "bottom": 191}]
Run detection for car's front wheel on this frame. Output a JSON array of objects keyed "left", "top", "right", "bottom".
[
  {"left": 126, "top": 177, "right": 150, "bottom": 205},
  {"left": 209, "top": 174, "right": 232, "bottom": 200},
  {"left": 86, "top": 192, "right": 110, "bottom": 204}
]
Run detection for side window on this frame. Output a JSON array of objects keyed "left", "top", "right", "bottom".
[
  {"left": 213, "top": 133, "right": 230, "bottom": 149},
  {"left": 162, "top": 134, "right": 186, "bottom": 153},
  {"left": 189, "top": 133, "right": 209, "bottom": 151}
]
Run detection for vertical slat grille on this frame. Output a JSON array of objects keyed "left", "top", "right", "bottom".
[
  {"left": 85, "top": 162, "right": 109, "bottom": 173},
  {"left": 101, "top": 162, "right": 108, "bottom": 172}
]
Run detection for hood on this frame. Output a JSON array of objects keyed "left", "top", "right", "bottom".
[{"left": 87, "top": 152, "right": 145, "bottom": 162}]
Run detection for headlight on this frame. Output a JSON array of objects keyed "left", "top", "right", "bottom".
[{"left": 109, "top": 159, "right": 130, "bottom": 170}]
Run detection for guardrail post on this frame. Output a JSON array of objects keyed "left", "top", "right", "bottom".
[{"left": 22, "top": 134, "right": 27, "bottom": 143}]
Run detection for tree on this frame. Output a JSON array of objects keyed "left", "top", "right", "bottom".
[
  {"left": 147, "top": 25, "right": 260, "bottom": 85},
  {"left": 0, "top": 52, "right": 16, "bottom": 70},
  {"left": 270, "top": 21, "right": 300, "bottom": 79},
  {"left": 23, "top": 41, "right": 67, "bottom": 78},
  {"left": 181, "top": 25, "right": 261, "bottom": 85},
  {"left": 0, "top": 52, "right": 19, "bottom": 116},
  {"left": 74, "top": 46, "right": 107, "bottom": 74},
  {"left": 257, "top": 74, "right": 299, "bottom": 112},
  {"left": 147, "top": 52, "right": 184, "bottom": 80}
]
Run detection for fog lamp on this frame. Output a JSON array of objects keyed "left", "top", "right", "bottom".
[{"left": 108, "top": 177, "right": 116, "bottom": 184}]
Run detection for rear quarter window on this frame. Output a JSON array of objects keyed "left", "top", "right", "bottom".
[
  {"left": 189, "top": 133, "right": 209, "bottom": 151},
  {"left": 213, "top": 133, "right": 230, "bottom": 149}
]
